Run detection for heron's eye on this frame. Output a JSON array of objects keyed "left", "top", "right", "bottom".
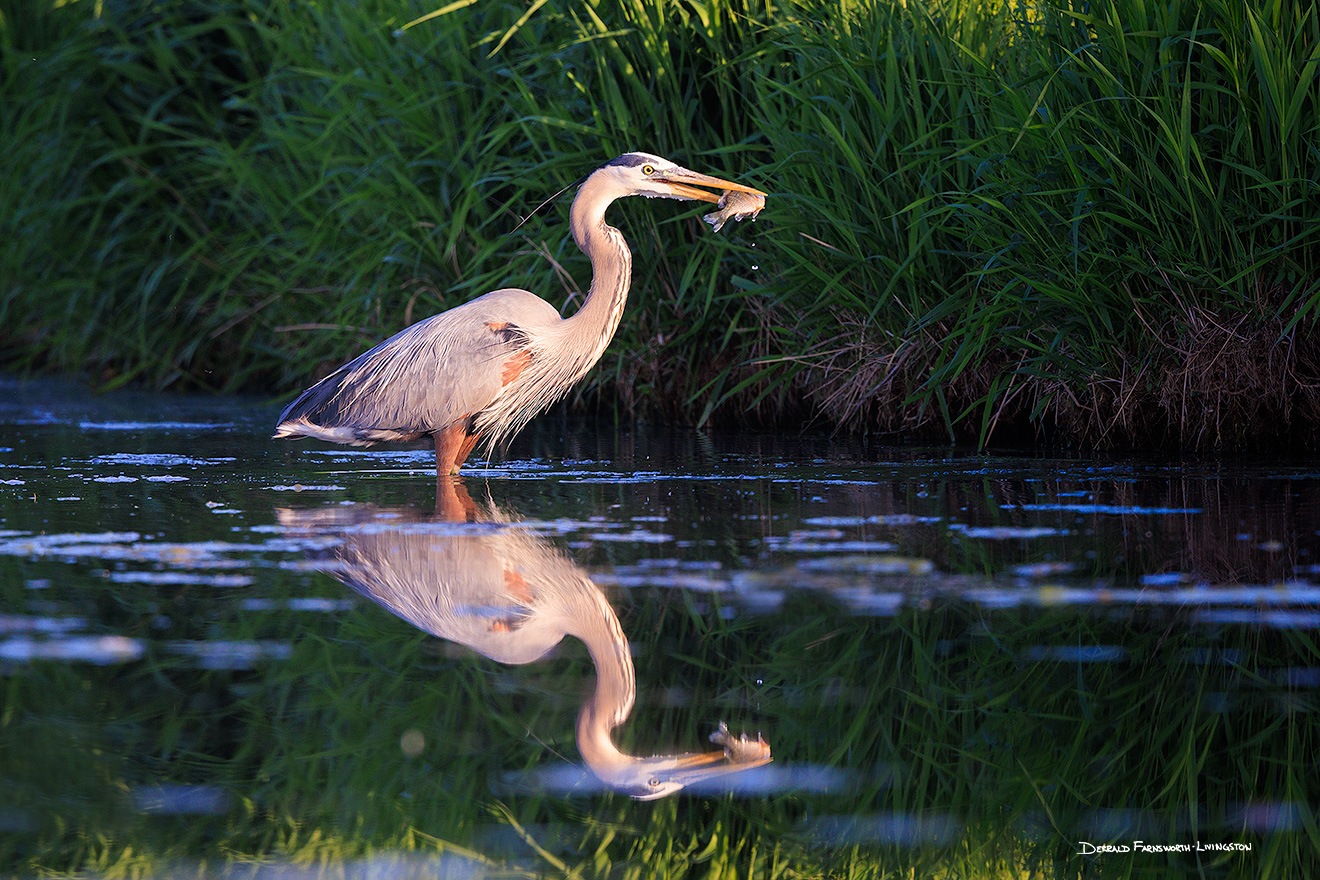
[
  {"left": 649, "top": 777, "right": 661, "bottom": 787},
  {"left": 641, "top": 164, "right": 655, "bottom": 176}
]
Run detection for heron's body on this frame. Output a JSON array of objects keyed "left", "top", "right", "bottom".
[
  {"left": 273, "top": 287, "right": 563, "bottom": 468},
  {"left": 274, "top": 152, "right": 766, "bottom": 475}
]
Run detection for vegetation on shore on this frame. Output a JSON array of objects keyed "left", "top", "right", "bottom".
[{"left": 2, "top": 0, "right": 1319, "bottom": 450}]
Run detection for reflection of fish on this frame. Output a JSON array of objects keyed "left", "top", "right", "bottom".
[
  {"left": 710, "top": 720, "right": 771, "bottom": 764},
  {"left": 703, "top": 188, "right": 765, "bottom": 232},
  {"left": 278, "top": 486, "right": 771, "bottom": 800}
]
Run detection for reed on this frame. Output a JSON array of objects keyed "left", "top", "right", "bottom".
[{"left": 3, "top": 0, "right": 1318, "bottom": 449}]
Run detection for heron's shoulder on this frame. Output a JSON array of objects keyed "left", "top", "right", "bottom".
[
  {"left": 457, "top": 288, "right": 563, "bottom": 323},
  {"left": 470, "top": 287, "right": 558, "bottom": 307},
  {"left": 387, "top": 288, "right": 560, "bottom": 345}
]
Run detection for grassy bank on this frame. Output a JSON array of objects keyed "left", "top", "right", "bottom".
[{"left": 2, "top": 0, "right": 1319, "bottom": 450}]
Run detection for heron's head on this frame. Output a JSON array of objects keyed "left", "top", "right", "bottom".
[
  {"left": 596, "top": 747, "right": 773, "bottom": 801},
  {"left": 597, "top": 152, "right": 767, "bottom": 204}
]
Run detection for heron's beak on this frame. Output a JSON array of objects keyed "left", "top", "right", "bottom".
[
  {"left": 621, "top": 748, "right": 774, "bottom": 800},
  {"left": 657, "top": 168, "right": 767, "bottom": 203},
  {"left": 669, "top": 748, "right": 774, "bottom": 778}
]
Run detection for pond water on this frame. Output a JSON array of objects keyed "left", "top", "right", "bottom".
[{"left": 1, "top": 375, "right": 1316, "bottom": 879}]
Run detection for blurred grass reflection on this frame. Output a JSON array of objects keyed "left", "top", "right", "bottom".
[{"left": 3, "top": 560, "right": 1316, "bottom": 878}]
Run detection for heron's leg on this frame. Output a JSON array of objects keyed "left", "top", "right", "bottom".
[
  {"left": 433, "top": 420, "right": 483, "bottom": 476},
  {"left": 434, "top": 474, "right": 478, "bottom": 522},
  {"left": 433, "top": 421, "right": 470, "bottom": 476},
  {"left": 456, "top": 432, "right": 482, "bottom": 467}
]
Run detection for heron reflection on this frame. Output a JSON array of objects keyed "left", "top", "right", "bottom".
[{"left": 278, "top": 480, "right": 770, "bottom": 800}]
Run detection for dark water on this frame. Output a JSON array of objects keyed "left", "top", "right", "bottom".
[{"left": 1, "top": 376, "right": 1317, "bottom": 879}]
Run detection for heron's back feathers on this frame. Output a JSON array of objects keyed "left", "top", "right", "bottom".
[{"left": 273, "top": 288, "right": 561, "bottom": 446}]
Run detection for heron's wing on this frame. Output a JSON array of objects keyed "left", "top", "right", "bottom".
[{"left": 276, "top": 289, "right": 560, "bottom": 442}]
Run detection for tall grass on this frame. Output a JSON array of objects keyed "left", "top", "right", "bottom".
[
  {"left": 741, "top": 0, "right": 1320, "bottom": 447},
  {"left": 2, "top": 0, "right": 1319, "bottom": 448}
]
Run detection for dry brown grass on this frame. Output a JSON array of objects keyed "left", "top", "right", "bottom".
[{"left": 750, "top": 279, "right": 1320, "bottom": 452}]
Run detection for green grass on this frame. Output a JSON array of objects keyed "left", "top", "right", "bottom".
[{"left": 3, "top": 0, "right": 1319, "bottom": 450}]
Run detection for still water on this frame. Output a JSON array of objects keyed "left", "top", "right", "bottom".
[{"left": 1, "top": 376, "right": 1316, "bottom": 879}]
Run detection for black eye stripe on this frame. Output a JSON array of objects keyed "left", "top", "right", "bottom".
[{"left": 606, "top": 153, "right": 655, "bottom": 169}]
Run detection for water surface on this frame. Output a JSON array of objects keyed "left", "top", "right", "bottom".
[{"left": 1, "top": 376, "right": 1316, "bottom": 878}]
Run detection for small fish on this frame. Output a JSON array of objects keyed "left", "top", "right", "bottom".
[
  {"left": 703, "top": 189, "right": 765, "bottom": 233},
  {"left": 709, "top": 720, "right": 771, "bottom": 764}
]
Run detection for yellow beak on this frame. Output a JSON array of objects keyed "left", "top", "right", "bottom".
[
  {"left": 656, "top": 168, "right": 768, "bottom": 203},
  {"left": 669, "top": 748, "right": 774, "bottom": 775}
]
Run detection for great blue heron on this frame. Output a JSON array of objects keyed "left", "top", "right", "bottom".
[
  {"left": 273, "top": 153, "right": 767, "bottom": 475},
  {"left": 278, "top": 490, "right": 772, "bottom": 799}
]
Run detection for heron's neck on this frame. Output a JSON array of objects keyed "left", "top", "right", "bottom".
[
  {"left": 566, "top": 176, "right": 632, "bottom": 366},
  {"left": 570, "top": 580, "right": 637, "bottom": 769}
]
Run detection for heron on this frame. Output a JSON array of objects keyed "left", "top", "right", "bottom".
[
  {"left": 273, "top": 152, "right": 767, "bottom": 475},
  {"left": 278, "top": 491, "right": 772, "bottom": 799}
]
